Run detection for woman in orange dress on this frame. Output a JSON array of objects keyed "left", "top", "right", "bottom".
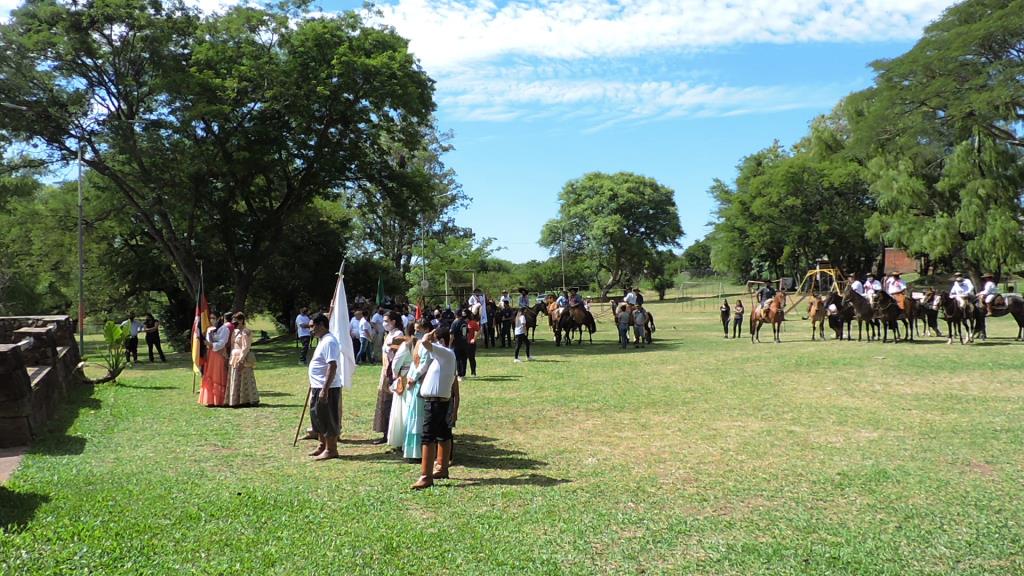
[{"left": 198, "top": 313, "right": 231, "bottom": 407}]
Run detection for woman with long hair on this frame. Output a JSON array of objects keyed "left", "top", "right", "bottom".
[
  {"left": 227, "top": 312, "right": 260, "bottom": 407},
  {"left": 372, "top": 309, "right": 405, "bottom": 445}
]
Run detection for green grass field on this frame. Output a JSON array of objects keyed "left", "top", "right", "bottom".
[{"left": 2, "top": 298, "right": 1024, "bottom": 575}]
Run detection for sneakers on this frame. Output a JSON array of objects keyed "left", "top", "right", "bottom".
[
  {"left": 514, "top": 358, "right": 522, "bottom": 363},
  {"left": 527, "top": 356, "right": 534, "bottom": 361}
]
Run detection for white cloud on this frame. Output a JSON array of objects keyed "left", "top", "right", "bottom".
[{"left": 377, "top": 0, "right": 959, "bottom": 72}]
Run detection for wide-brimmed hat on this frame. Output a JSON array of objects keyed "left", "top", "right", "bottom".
[
  {"left": 893, "top": 272, "right": 902, "bottom": 277},
  {"left": 569, "top": 286, "right": 579, "bottom": 292},
  {"left": 981, "top": 273, "right": 994, "bottom": 279},
  {"left": 954, "top": 272, "right": 963, "bottom": 278}
]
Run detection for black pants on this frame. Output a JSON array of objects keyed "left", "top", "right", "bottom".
[
  {"left": 483, "top": 323, "right": 495, "bottom": 348},
  {"left": 146, "top": 333, "right": 166, "bottom": 362},
  {"left": 299, "top": 335, "right": 311, "bottom": 363},
  {"left": 500, "top": 322, "right": 512, "bottom": 347},
  {"left": 454, "top": 345, "right": 468, "bottom": 377},
  {"left": 310, "top": 387, "right": 341, "bottom": 437},
  {"left": 514, "top": 334, "right": 530, "bottom": 359},
  {"left": 125, "top": 336, "right": 139, "bottom": 363},
  {"left": 721, "top": 315, "right": 730, "bottom": 336},
  {"left": 733, "top": 316, "right": 743, "bottom": 338},
  {"left": 467, "top": 343, "right": 477, "bottom": 376}
]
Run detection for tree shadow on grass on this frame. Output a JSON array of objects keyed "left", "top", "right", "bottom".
[
  {"left": 117, "top": 384, "right": 177, "bottom": 390},
  {"left": 468, "top": 375, "right": 522, "bottom": 383},
  {"left": 0, "top": 487, "right": 50, "bottom": 532},
  {"left": 28, "top": 382, "right": 98, "bottom": 457}
]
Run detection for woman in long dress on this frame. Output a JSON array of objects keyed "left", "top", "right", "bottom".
[
  {"left": 403, "top": 318, "right": 433, "bottom": 461},
  {"left": 372, "top": 311, "right": 405, "bottom": 444},
  {"left": 198, "top": 313, "right": 231, "bottom": 407},
  {"left": 227, "top": 312, "right": 260, "bottom": 407},
  {"left": 387, "top": 318, "right": 413, "bottom": 450}
]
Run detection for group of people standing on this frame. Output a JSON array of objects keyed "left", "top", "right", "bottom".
[
  {"left": 302, "top": 309, "right": 459, "bottom": 490},
  {"left": 120, "top": 312, "right": 167, "bottom": 364},
  {"left": 614, "top": 287, "right": 651, "bottom": 348},
  {"left": 197, "top": 311, "right": 260, "bottom": 408}
]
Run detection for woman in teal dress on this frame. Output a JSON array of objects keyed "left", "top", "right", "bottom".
[{"left": 403, "top": 319, "right": 433, "bottom": 461}]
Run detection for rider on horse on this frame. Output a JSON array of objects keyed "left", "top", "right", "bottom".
[
  {"left": 568, "top": 287, "right": 583, "bottom": 309},
  {"left": 886, "top": 271, "right": 908, "bottom": 310},
  {"left": 979, "top": 273, "right": 999, "bottom": 316},
  {"left": 863, "top": 273, "right": 881, "bottom": 305},
  {"left": 950, "top": 272, "right": 975, "bottom": 310},
  {"left": 756, "top": 280, "right": 776, "bottom": 313}
]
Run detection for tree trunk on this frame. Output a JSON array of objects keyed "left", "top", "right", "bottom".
[
  {"left": 599, "top": 269, "right": 623, "bottom": 300},
  {"left": 231, "top": 273, "right": 253, "bottom": 315}
]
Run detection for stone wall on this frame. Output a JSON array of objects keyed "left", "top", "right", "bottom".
[{"left": 0, "top": 316, "right": 83, "bottom": 448}]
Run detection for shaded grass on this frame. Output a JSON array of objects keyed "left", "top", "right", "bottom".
[{"left": 2, "top": 301, "right": 1024, "bottom": 574}]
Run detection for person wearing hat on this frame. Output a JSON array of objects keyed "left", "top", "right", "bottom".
[
  {"left": 568, "top": 287, "right": 583, "bottom": 309},
  {"left": 887, "top": 272, "right": 908, "bottom": 310},
  {"left": 555, "top": 290, "right": 569, "bottom": 313},
  {"left": 863, "top": 273, "right": 881, "bottom": 305},
  {"left": 756, "top": 280, "right": 776, "bottom": 313},
  {"left": 499, "top": 289, "right": 511, "bottom": 306},
  {"left": 623, "top": 286, "right": 637, "bottom": 308},
  {"left": 950, "top": 272, "right": 975, "bottom": 309},
  {"left": 517, "top": 288, "right": 530, "bottom": 309},
  {"left": 979, "top": 273, "right": 999, "bottom": 316},
  {"left": 632, "top": 287, "right": 645, "bottom": 307},
  {"left": 847, "top": 274, "right": 863, "bottom": 296}
]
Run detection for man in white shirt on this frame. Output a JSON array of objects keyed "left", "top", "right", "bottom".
[
  {"left": 121, "top": 313, "right": 143, "bottom": 364},
  {"left": 356, "top": 311, "right": 373, "bottom": 365},
  {"left": 950, "top": 272, "right": 974, "bottom": 309},
  {"left": 295, "top": 307, "right": 312, "bottom": 365},
  {"left": 863, "top": 273, "right": 881, "bottom": 304},
  {"left": 886, "top": 272, "right": 907, "bottom": 295},
  {"left": 979, "top": 273, "right": 999, "bottom": 316},
  {"left": 411, "top": 327, "right": 457, "bottom": 490},
  {"left": 369, "top": 307, "right": 385, "bottom": 363},
  {"left": 847, "top": 274, "right": 863, "bottom": 296},
  {"left": 500, "top": 290, "right": 511, "bottom": 305},
  {"left": 623, "top": 287, "right": 638, "bottom": 308},
  {"left": 348, "top": 311, "right": 361, "bottom": 358},
  {"left": 308, "top": 314, "right": 341, "bottom": 461}
]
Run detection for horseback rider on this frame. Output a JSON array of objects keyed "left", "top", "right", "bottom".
[
  {"left": 555, "top": 290, "right": 569, "bottom": 315},
  {"left": 623, "top": 286, "right": 637, "bottom": 309},
  {"left": 847, "top": 274, "right": 863, "bottom": 295},
  {"left": 887, "top": 272, "right": 908, "bottom": 310},
  {"left": 756, "top": 280, "right": 776, "bottom": 313},
  {"left": 950, "top": 272, "right": 974, "bottom": 309},
  {"left": 500, "top": 289, "right": 511, "bottom": 306},
  {"left": 516, "top": 288, "right": 530, "bottom": 309},
  {"left": 979, "top": 273, "right": 999, "bottom": 316},
  {"left": 863, "top": 273, "right": 881, "bottom": 305},
  {"left": 568, "top": 287, "right": 583, "bottom": 309}
]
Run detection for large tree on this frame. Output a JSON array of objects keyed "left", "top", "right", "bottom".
[
  {"left": 0, "top": 0, "right": 437, "bottom": 327},
  {"left": 846, "top": 0, "right": 1024, "bottom": 280},
  {"left": 540, "top": 172, "right": 683, "bottom": 298}
]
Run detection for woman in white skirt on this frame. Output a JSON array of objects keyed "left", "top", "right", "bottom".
[{"left": 388, "top": 321, "right": 415, "bottom": 450}]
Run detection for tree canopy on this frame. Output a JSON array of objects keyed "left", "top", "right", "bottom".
[{"left": 540, "top": 172, "right": 683, "bottom": 298}]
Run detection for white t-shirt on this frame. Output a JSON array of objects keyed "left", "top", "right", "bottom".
[
  {"left": 295, "top": 314, "right": 311, "bottom": 338},
  {"left": 308, "top": 333, "right": 341, "bottom": 389},
  {"left": 348, "top": 317, "right": 360, "bottom": 339},
  {"left": 624, "top": 292, "right": 637, "bottom": 305},
  {"left": 514, "top": 313, "right": 527, "bottom": 336},
  {"left": 370, "top": 312, "right": 384, "bottom": 334},
  {"left": 358, "top": 317, "right": 373, "bottom": 339},
  {"left": 420, "top": 342, "right": 456, "bottom": 399},
  {"left": 849, "top": 280, "right": 863, "bottom": 295},
  {"left": 121, "top": 319, "right": 143, "bottom": 338}
]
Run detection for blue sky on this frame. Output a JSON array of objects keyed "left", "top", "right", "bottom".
[{"left": 2, "top": 0, "right": 961, "bottom": 263}]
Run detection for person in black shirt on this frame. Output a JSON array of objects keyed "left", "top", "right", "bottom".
[
  {"left": 450, "top": 309, "right": 470, "bottom": 380},
  {"left": 143, "top": 313, "right": 166, "bottom": 363}
]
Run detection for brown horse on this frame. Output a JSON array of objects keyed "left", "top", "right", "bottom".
[
  {"left": 807, "top": 294, "right": 827, "bottom": 341},
  {"left": 751, "top": 292, "right": 786, "bottom": 343}
]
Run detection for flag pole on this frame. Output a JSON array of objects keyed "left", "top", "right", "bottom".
[
  {"left": 191, "top": 260, "right": 204, "bottom": 394},
  {"left": 337, "top": 260, "right": 347, "bottom": 439},
  {"left": 294, "top": 259, "right": 346, "bottom": 446}
]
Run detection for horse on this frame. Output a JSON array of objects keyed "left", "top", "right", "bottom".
[
  {"left": 874, "top": 291, "right": 909, "bottom": 343},
  {"left": 914, "top": 291, "right": 942, "bottom": 338},
  {"left": 841, "top": 288, "right": 879, "bottom": 342},
  {"left": 571, "top": 309, "right": 598, "bottom": 344},
  {"left": 937, "top": 292, "right": 972, "bottom": 344},
  {"left": 517, "top": 303, "right": 549, "bottom": 343},
  {"left": 823, "top": 291, "right": 853, "bottom": 341},
  {"left": 983, "top": 293, "right": 1024, "bottom": 340},
  {"left": 807, "top": 295, "right": 827, "bottom": 341},
  {"left": 751, "top": 292, "right": 786, "bottom": 343}
]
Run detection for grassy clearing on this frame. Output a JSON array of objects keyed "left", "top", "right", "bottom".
[{"left": 2, "top": 298, "right": 1024, "bottom": 575}]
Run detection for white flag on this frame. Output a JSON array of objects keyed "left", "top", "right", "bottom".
[{"left": 328, "top": 263, "right": 357, "bottom": 390}]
